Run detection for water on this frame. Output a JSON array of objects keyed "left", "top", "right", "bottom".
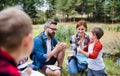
[
  {"left": 116, "top": 58, "right": 120, "bottom": 65},
  {"left": 103, "top": 52, "right": 120, "bottom": 65}
]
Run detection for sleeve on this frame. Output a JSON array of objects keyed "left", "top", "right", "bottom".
[
  {"left": 88, "top": 42, "right": 102, "bottom": 59},
  {"left": 30, "top": 37, "right": 47, "bottom": 64},
  {"left": 83, "top": 45, "right": 88, "bottom": 52}
]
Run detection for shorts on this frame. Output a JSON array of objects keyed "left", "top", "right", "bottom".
[{"left": 41, "top": 56, "right": 57, "bottom": 73}]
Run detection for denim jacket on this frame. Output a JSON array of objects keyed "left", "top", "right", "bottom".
[{"left": 30, "top": 32, "right": 58, "bottom": 68}]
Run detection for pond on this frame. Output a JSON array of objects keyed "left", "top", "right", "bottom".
[
  {"left": 103, "top": 52, "right": 120, "bottom": 65},
  {"left": 116, "top": 58, "right": 120, "bottom": 65}
]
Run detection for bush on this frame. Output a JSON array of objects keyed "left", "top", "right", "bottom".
[
  {"left": 56, "top": 24, "right": 75, "bottom": 45},
  {"left": 105, "top": 25, "right": 120, "bottom": 32},
  {"left": 32, "top": 18, "right": 46, "bottom": 24}
]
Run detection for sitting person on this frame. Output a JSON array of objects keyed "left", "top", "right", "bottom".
[
  {"left": 77, "top": 27, "right": 107, "bottom": 76},
  {"left": 0, "top": 6, "right": 33, "bottom": 76},
  {"left": 68, "top": 20, "right": 89, "bottom": 76},
  {"left": 30, "top": 20, "right": 67, "bottom": 76}
]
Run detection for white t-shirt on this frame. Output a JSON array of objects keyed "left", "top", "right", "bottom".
[
  {"left": 46, "top": 39, "right": 52, "bottom": 61},
  {"left": 88, "top": 42, "right": 105, "bottom": 70}
]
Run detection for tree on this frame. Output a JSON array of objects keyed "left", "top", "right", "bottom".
[
  {"left": 55, "top": 0, "right": 82, "bottom": 22},
  {"left": 0, "top": 0, "right": 44, "bottom": 18},
  {"left": 108, "top": 0, "right": 120, "bottom": 23},
  {"left": 45, "top": 0, "right": 56, "bottom": 20},
  {"left": 19, "top": 0, "right": 44, "bottom": 18}
]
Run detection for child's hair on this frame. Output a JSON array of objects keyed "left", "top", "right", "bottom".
[
  {"left": 91, "top": 27, "right": 104, "bottom": 39},
  {"left": 0, "top": 6, "right": 32, "bottom": 50},
  {"left": 76, "top": 20, "right": 87, "bottom": 31}
]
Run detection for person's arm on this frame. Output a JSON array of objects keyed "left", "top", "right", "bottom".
[
  {"left": 21, "top": 68, "right": 32, "bottom": 76},
  {"left": 30, "top": 37, "right": 47, "bottom": 64},
  {"left": 83, "top": 45, "right": 88, "bottom": 52},
  {"left": 46, "top": 37, "right": 59, "bottom": 58},
  {"left": 47, "top": 46, "right": 60, "bottom": 58},
  {"left": 47, "top": 42, "right": 66, "bottom": 58},
  {"left": 70, "top": 36, "right": 77, "bottom": 50},
  {"left": 78, "top": 41, "right": 102, "bottom": 59},
  {"left": 77, "top": 48, "right": 89, "bottom": 57},
  {"left": 88, "top": 42, "right": 102, "bottom": 59}
]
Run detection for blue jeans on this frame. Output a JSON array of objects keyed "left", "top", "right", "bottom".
[
  {"left": 68, "top": 54, "right": 88, "bottom": 74},
  {"left": 68, "top": 57, "right": 78, "bottom": 74},
  {"left": 88, "top": 69, "right": 107, "bottom": 76}
]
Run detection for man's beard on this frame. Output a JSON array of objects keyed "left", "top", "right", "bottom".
[{"left": 47, "top": 31, "right": 55, "bottom": 38}]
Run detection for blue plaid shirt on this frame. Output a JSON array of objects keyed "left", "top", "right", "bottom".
[{"left": 70, "top": 33, "right": 89, "bottom": 54}]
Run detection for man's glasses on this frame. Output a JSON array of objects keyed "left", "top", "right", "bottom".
[{"left": 48, "top": 27, "right": 58, "bottom": 31}]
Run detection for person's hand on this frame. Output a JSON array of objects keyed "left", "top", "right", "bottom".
[
  {"left": 25, "top": 67, "right": 32, "bottom": 75},
  {"left": 54, "top": 42, "right": 66, "bottom": 52},
  {"left": 78, "top": 40, "right": 83, "bottom": 49},
  {"left": 77, "top": 47, "right": 89, "bottom": 57},
  {"left": 60, "top": 42, "right": 67, "bottom": 49},
  {"left": 77, "top": 47, "right": 84, "bottom": 54},
  {"left": 54, "top": 43, "right": 63, "bottom": 52},
  {"left": 78, "top": 40, "right": 82, "bottom": 45}
]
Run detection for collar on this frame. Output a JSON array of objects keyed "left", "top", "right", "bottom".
[
  {"left": 41, "top": 31, "right": 55, "bottom": 40},
  {"left": 0, "top": 49, "right": 17, "bottom": 67},
  {"left": 41, "top": 31, "right": 47, "bottom": 40}
]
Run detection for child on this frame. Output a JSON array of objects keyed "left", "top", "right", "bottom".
[
  {"left": 77, "top": 27, "right": 107, "bottom": 76},
  {"left": 0, "top": 6, "right": 33, "bottom": 76}
]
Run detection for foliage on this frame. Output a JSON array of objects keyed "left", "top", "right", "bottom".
[
  {"left": 0, "top": 0, "right": 44, "bottom": 18},
  {"left": 45, "top": 0, "right": 120, "bottom": 23},
  {"left": 1, "top": 0, "right": 120, "bottom": 24},
  {"left": 104, "top": 58, "right": 120, "bottom": 76},
  {"left": 46, "top": 0, "right": 82, "bottom": 22},
  {"left": 45, "top": 0, "right": 56, "bottom": 19},
  {"left": 104, "top": 24, "right": 120, "bottom": 32},
  {"left": 55, "top": 23, "right": 76, "bottom": 45}
]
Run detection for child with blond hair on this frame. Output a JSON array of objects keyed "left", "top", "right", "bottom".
[{"left": 0, "top": 6, "right": 33, "bottom": 76}]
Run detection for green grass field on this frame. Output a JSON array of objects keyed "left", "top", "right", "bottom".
[{"left": 33, "top": 22, "right": 120, "bottom": 76}]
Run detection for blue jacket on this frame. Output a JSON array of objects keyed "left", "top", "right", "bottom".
[{"left": 30, "top": 32, "right": 58, "bottom": 68}]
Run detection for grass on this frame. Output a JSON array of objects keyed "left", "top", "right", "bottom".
[
  {"left": 104, "top": 58, "right": 120, "bottom": 76},
  {"left": 33, "top": 22, "right": 120, "bottom": 76}
]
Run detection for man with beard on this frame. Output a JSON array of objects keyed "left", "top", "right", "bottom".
[{"left": 30, "top": 20, "right": 66, "bottom": 76}]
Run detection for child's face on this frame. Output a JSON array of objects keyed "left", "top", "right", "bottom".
[{"left": 89, "top": 32, "right": 96, "bottom": 42}]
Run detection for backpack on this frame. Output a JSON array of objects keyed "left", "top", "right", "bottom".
[
  {"left": 76, "top": 54, "right": 88, "bottom": 71},
  {"left": 68, "top": 54, "right": 88, "bottom": 71}
]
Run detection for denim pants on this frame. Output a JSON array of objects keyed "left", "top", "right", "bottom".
[
  {"left": 68, "top": 58, "right": 78, "bottom": 74},
  {"left": 88, "top": 69, "right": 107, "bottom": 76}
]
